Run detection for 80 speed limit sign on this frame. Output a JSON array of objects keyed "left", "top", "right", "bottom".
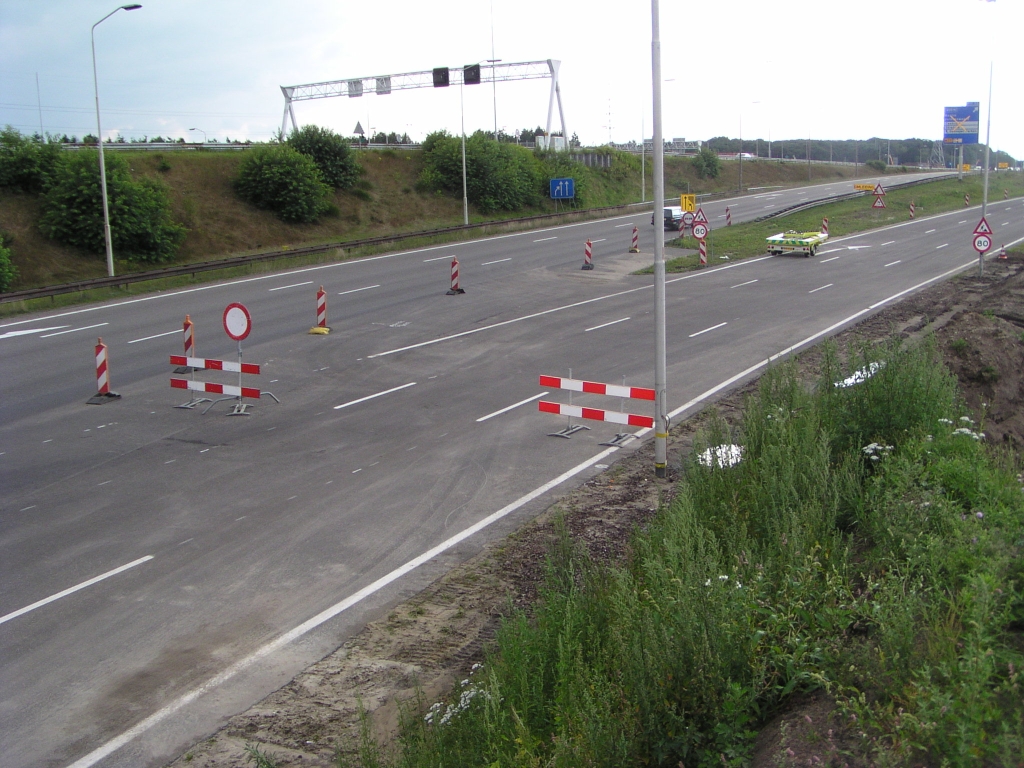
[
  {"left": 973, "top": 233, "right": 992, "bottom": 254},
  {"left": 691, "top": 223, "right": 709, "bottom": 240}
]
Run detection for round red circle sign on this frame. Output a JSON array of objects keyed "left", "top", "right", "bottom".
[
  {"left": 973, "top": 234, "right": 992, "bottom": 254},
  {"left": 692, "top": 223, "right": 709, "bottom": 240},
  {"left": 223, "top": 303, "right": 252, "bottom": 341}
]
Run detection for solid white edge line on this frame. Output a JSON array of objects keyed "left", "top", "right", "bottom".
[
  {"left": 268, "top": 281, "right": 313, "bottom": 292},
  {"left": 688, "top": 321, "right": 727, "bottom": 338},
  {"left": 64, "top": 237, "right": 976, "bottom": 768},
  {"left": 0, "top": 556, "right": 153, "bottom": 626},
  {"left": 127, "top": 329, "right": 179, "bottom": 344},
  {"left": 585, "top": 317, "right": 630, "bottom": 333},
  {"left": 337, "top": 284, "right": 380, "bottom": 295},
  {"left": 476, "top": 392, "right": 548, "bottom": 422},
  {"left": 333, "top": 382, "right": 416, "bottom": 410},
  {"left": 39, "top": 322, "right": 108, "bottom": 338}
]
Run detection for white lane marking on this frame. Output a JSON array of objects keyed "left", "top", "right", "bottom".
[
  {"left": 716, "top": 214, "right": 726, "bottom": 219},
  {"left": 820, "top": 256, "right": 841, "bottom": 263},
  {"left": 809, "top": 284, "right": 833, "bottom": 293},
  {"left": 533, "top": 236, "right": 557, "bottom": 242},
  {"left": 613, "top": 223, "right": 633, "bottom": 227},
  {"left": 763, "top": 205, "right": 774, "bottom": 209},
  {"left": 178, "top": 539, "right": 193, "bottom": 546},
  {"left": 926, "top": 229, "right": 936, "bottom": 234},
  {"left": 62, "top": 222, "right": 965, "bottom": 767},
  {"left": 689, "top": 321, "right": 727, "bottom": 338},
  {"left": 476, "top": 392, "right": 548, "bottom": 423},
  {"left": 884, "top": 260, "right": 902, "bottom": 267},
  {"left": 585, "top": 317, "right": 630, "bottom": 332},
  {"left": 20, "top": 505, "right": 36, "bottom": 512},
  {"left": 817, "top": 248, "right": 842, "bottom": 255},
  {"left": 730, "top": 279, "right": 758, "bottom": 288},
  {"left": 1003, "top": 222, "right": 1009, "bottom": 226},
  {"left": 936, "top": 244, "right": 948, "bottom": 249},
  {"left": 0, "top": 326, "right": 68, "bottom": 339},
  {"left": 1007, "top": 207, "right": 1013, "bottom": 211},
  {"left": 423, "top": 255, "right": 452, "bottom": 263},
  {"left": 333, "top": 382, "right": 416, "bottom": 410},
  {"left": 268, "top": 281, "right": 313, "bottom": 292},
  {"left": 128, "top": 329, "right": 178, "bottom": 344},
  {"left": 880, "top": 240, "right": 896, "bottom": 246},
  {"left": 847, "top": 245, "right": 871, "bottom": 250},
  {"left": 0, "top": 556, "right": 153, "bottom": 626},
  {"left": 590, "top": 238, "right": 607, "bottom": 243},
  {"left": 352, "top": 468, "right": 362, "bottom": 473},
  {"left": 39, "top": 322, "right": 108, "bottom": 338},
  {"left": 481, "top": 258, "right": 511, "bottom": 265},
  {"left": 959, "top": 220, "right": 967, "bottom": 224},
  {"left": 368, "top": 256, "right": 775, "bottom": 359},
  {"left": 337, "top": 284, "right": 380, "bottom": 295}
]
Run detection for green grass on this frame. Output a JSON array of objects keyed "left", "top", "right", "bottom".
[
  {"left": 653, "top": 173, "right": 1024, "bottom": 273},
  {"left": 355, "top": 337, "right": 1024, "bottom": 767}
]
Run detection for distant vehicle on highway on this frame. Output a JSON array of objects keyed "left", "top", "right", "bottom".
[{"left": 652, "top": 205, "right": 684, "bottom": 229}]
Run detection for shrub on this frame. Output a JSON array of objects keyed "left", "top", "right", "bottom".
[
  {"left": 0, "top": 241, "right": 18, "bottom": 291},
  {"left": 286, "top": 125, "right": 360, "bottom": 189},
  {"left": 691, "top": 147, "right": 721, "bottom": 180},
  {"left": 0, "top": 126, "right": 62, "bottom": 193},
  {"left": 38, "top": 150, "right": 185, "bottom": 263},
  {"left": 865, "top": 159, "right": 887, "bottom": 172},
  {"left": 234, "top": 144, "right": 331, "bottom": 223}
]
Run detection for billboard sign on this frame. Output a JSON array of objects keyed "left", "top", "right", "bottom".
[{"left": 943, "top": 103, "right": 980, "bottom": 145}]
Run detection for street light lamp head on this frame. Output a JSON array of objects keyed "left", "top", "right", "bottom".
[{"left": 122, "top": 4, "right": 142, "bottom": 9}]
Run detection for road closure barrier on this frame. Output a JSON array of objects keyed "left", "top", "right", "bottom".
[
  {"left": 539, "top": 372, "right": 654, "bottom": 442},
  {"left": 629, "top": 226, "right": 640, "bottom": 253},
  {"left": 87, "top": 337, "right": 121, "bottom": 404},
  {"left": 309, "top": 285, "right": 330, "bottom": 334},
  {"left": 446, "top": 257, "right": 465, "bottom": 295},
  {"left": 170, "top": 354, "right": 278, "bottom": 415},
  {"left": 582, "top": 239, "right": 594, "bottom": 270}
]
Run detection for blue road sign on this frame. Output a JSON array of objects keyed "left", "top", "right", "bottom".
[
  {"left": 550, "top": 178, "right": 575, "bottom": 199},
  {"left": 943, "top": 103, "right": 980, "bottom": 145}
]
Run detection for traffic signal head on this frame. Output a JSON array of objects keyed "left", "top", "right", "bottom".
[
  {"left": 463, "top": 64, "right": 481, "bottom": 85},
  {"left": 432, "top": 67, "right": 450, "bottom": 87}
]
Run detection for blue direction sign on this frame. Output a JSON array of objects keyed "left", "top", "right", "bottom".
[
  {"left": 943, "top": 103, "right": 980, "bottom": 145},
  {"left": 550, "top": 177, "right": 575, "bottom": 199}
]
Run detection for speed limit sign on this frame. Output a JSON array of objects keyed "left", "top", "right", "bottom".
[
  {"left": 691, "top": 223, "right": 709, "bottom": 240},
  {"left": 973, "top": 233, "right": 992, "bottom": 254}
]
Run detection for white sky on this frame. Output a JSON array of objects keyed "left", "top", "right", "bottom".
[{"left": 1, "top": 0, "right": 1020, "bottom": 159}]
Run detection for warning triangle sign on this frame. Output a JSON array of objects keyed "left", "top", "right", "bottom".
[
  {"left": 872, "top": 197, "right": 886, "bottom": 209},
  {"left": 693, "top": 207, "right": 709, "bottom": 224},
  {"left": 354, "top": 121, "right": 365, "bottom": 135},
  {"left": 873, "top": 183, "right": 886, "bottom": 196},
  {"left": 974, "top": 217, "right": 993, "bottom": 235}
]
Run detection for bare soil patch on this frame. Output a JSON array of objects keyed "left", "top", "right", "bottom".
[{"left": 169, "top": 252, "right": 1024, "bottom": 768}]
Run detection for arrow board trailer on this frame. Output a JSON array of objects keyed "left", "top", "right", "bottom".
[{"left": 766, "top": 230, "right": 829, "bottom": 257}]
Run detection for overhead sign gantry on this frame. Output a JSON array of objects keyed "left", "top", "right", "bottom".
[{"left": 280, "top": 59, "right": 568, "bottom": 149}]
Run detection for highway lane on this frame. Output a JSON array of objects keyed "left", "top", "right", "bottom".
[{"left": 4, "top": 172, "right": 1003, "bottom": 767}]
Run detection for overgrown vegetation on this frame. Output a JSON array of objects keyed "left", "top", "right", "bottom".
[
  {"left": 287, "top": 125, "right": 361, "bottom": 190},
  {"left": 0, "top": 126, "right": 62, "bottom": 193},
  {"left": 234, "top": 144, "right": 331, "bottom": 223},
  {"left": 38, "top": 149, "right": 185, "bottom": 263},
  {"left": 355, "top": 338, "right": 1024, "bottom": 767},
  {"left": 691, "top": 146, "right": 722, "bottom": 179},
  {"left": 0, "top": 234, "right": 17, "bottom": 291}
]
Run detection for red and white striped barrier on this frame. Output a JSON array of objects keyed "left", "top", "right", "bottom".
[
  {"left": 169, "top": 355, "right": 260, "bottom": 374},
  {"left": 446, "top": 257, "right": 465, "bottom": 294},
  {"left": 965, "top": 194, "right": 970, "bottom": 207},
  {"left": 629, "top": 226, "right": 639, "bottom": 253},
  {"left": 183, "top": 314, "right": 194, "bottom": 357},
  {"left": 1005, "top": 189, "right": 1009, "bottom": 200},
  {"left": 87, "top": 337, "right": 120, "bottom": 403},
  {"left": 821, "top": 217, "right": 829, "bottom": 236},
  {"left": 171, "top": 378, "right": 261, "bottom": 400},
  {"left": 725, "top": 206, "right": 732, "bottom": 226},
  {"left": 538, "top": 400, "right": 654, "bottom": 428},
  {"left": 582, "top": 239, "right": 594, "bottom": 270},
  {"left": 539, "top": 374, "right": 655, "bottom": 400},
  {"left": 909, "top": 201, "right": 915, "bottom": 219},
  {"left": 699, "top": 239, "right": 707, "bottom": 265},
  {"left": 316, "top": 285, "right": 327, "bottom": 328}
]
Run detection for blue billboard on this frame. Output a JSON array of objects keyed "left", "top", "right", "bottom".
[
  {"left": 943, "top": 103, "right": 980, "bottom": 145},
  {"left": 549, "top": 178, "right": 575, "bottom": 199}
]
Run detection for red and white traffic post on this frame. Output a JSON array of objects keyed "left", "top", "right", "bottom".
[
  {"left": 725, "top": 206, "right": 732, "bottom": 226},
  {"left": 629, "top": 226, "right": 640, "bottom": 253},
  {"left": 174, "top": 314, "right": 213, "bottom": 408},
  {"left": 698, "top": 239, "right": 707, "bottom": 266},
  {"left": 309, "top": 285, "right": 330, "bottom": 334},
  {"left": 965, "top": 193, "right": 970, "bottom": 207},
  {"left": 446, "top": 257, "right": 465, "bottom": 294},
  {"left": 582, "top": 239, "right": 594, "bottom": 270},
  {"left": 909, "top": 201, "right": 915, "bottom": 219},
  {"left": 87, "top": 337, "right": 120, "bottom": 404},
  {"left": 821, "top": 217, "right": 829, "bottom": 235}
]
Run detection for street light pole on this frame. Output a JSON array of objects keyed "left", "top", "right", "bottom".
[
  {"left": 460, "top": 78, "right": 469, "bottom": 226},
  {"left": 189, "top": 127, "right": 206, "bottom": 143},
  {"left": 651, "top": 0, "right": 668, "bottom": 478},
  {"left": 980, "top": 61, "right": 993, "bottom": 276},
  {"left": 92, "top": 3, "right": 141, "bottom": 278}
]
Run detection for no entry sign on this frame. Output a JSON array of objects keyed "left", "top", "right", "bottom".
[{"left": 223, "top": 303, "right": 252, "bottom": 341}]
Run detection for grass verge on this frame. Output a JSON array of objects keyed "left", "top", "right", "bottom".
[{"left": 349, "top": 337, "right": 1024, "bottom": 767}]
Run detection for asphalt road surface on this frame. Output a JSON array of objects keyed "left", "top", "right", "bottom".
[{"left": 6, "top": 172, "right": 1022, "bottom": 768}]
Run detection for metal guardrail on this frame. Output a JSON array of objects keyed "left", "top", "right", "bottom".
[
  {"left": 0, "top": 201, "right": 655, "bottom": 305},
  {"left": 60, "top": 142, "right": 422, "bottom": 153}
]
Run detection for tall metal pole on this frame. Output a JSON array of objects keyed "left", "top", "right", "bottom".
[
  {"left": 738, "top": 115, "right": 742, "bottom": 192},
  {"left": 91, "top": 4, "right": 141, "bottom": 279},
  {"left": 489, "top": 0, "right": 499, "bottom": 142},
  {"left": 641, "top": 116, "right": 645, "bottom": 203},
  {"left": 651, "top": 0, "right": 668, "bottom": 478},
  {"left": 980, "top": 61, "right": 993, "bottom": 276},
  {"left": 460, "top": 79, "right": 469, "bottom": 226}
]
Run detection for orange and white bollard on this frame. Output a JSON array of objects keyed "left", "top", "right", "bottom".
[
  {"left": 725, "top": 206, "right": 732, "bottom": 226},
  {"left": 698, "top": 239, "right": 707, "bottom": 266},
  {"left": 88, "top": 337, "right": 120, "bottom": 403},
  {"left": 909, "top": 201, "right": 915, "bottom": 219},
  {"left": 183, "top": 314, "right": 195, "bottom": 357},
  {"left": 581, "top": 239, "right": 594, "bottom": 270},
  {"left": 629, "top": 226, "right": 639, "bottom": 253},
  {"left": 446, "top": 257, "right": 465, "bottom": 294},
  {"left": 821, "top": 217, "right": 829, "bottom": 236},
  {"left": 999, "top": 245, "right": 1007, "bottom": 260}
]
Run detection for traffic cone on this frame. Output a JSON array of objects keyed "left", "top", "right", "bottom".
[{"left": 998, "top": 245, "right": 1007, "bottom": 260}]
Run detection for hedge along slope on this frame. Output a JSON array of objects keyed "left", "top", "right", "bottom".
[{"left": 233, "top": 143, "right": 332, "bottom": 223}]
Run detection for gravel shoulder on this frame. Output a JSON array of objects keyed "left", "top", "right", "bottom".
[{"left": 169, "top": 253, "right": 1024, "bottom": 768}]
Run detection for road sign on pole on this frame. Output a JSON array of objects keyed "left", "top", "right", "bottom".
[
  {"left": 681, "top": 211, "right": 695, "bottom": 228},
  {"left": 691, "top": 222, "right": 709, "bottom": 240},
  {"left": 872, "top": 183, "right": 886, "bottom": 196},
  {"left": 223, "top": 303, "right": 252, "bottom": 341},
  {"left": 692, "top": 207, "right": 709, "bottom": 224},
  {"left": 974, "top": 217, "right": 993, "bottom": 235},
  {"left": 872, "top": 197, "right": 886, "bottom": 209},
  {"left": 973, "top": 233, "right": 992, "bottom": 253},
  {"left": 549, "top": 178, "right": 575, "bottom": 199}
]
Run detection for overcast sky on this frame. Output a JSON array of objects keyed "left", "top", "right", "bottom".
[{"left": 1, "top": 0, "right": 1020, "bottom": 159}]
